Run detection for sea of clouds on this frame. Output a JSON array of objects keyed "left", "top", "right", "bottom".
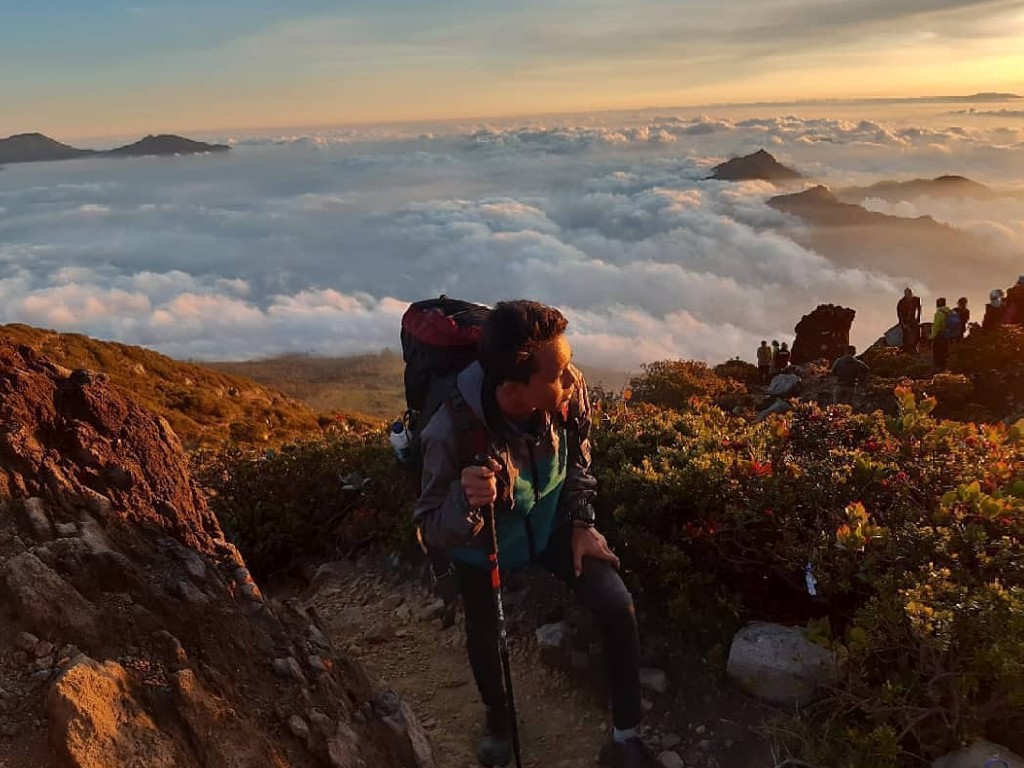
[{"left": 1, "top": 108, "right": 1022, "bottom": 370}]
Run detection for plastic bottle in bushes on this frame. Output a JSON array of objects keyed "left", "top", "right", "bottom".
[{"left": 389, "top": 420, "right": 411, "bottom": 463}]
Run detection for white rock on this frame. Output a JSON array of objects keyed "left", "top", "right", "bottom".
[
  {"left": 932, "top": 741, "right": 1024, "bottom": 768},
  {"left": 639, "top": 667, "right": 669, "bottom": 694},
  {"left": 535, "top": 621, "right": 569, "bottom": 649},
  {"left": 726, "top": 621, "right": 839, "bottom": 706},
  {"left": 658, "top": 751, "right": 685, "bottom": 768}
]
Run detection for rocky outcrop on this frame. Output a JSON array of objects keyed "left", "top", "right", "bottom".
[
  {"left": 791, "top": 304, "right": 856, "bottom": 365},
  {"left": 0, "top": 339, "right": 431, "bottom": 767}
]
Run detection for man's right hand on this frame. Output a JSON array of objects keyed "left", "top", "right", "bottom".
[{"left": 461, "top": 460, "right": 499, "bottom": 508}]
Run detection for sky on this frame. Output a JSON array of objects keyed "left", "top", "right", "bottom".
[
  {"left": 1, "top": 110, "right": 1022, "bottom": 369},
  {"left": 3, "top": 0, "right": 1024, "bottom": 137}
]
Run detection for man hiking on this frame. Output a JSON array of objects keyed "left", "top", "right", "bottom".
[
  {"left": 414, "top": 300, "right": 654, "bottom": 768},
  {"left": 830, "top": 345, "right": 869, "bottom": 406},
  {"left": 897, "top": 287, "right": 922, "bottom": 354},
  {"left": 756, "top": 340, "right": 772, "bottom": 385},
  {"left": 931, "top": 297, "right": 952, "bottom": 372}
]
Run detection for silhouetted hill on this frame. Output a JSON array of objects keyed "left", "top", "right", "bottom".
[
  {"left": 838, "top": 175, "right": 993, "bottom": 203},
  {"left": 0, "top": 324, "right": 317, "bottom": 447},
  {"left": 106, "top": 134, "right": 230, "bottom": 157},
  {"left": 0, "top": 133, "right": 95, "bottom": 164},
  {"left": 766, "top": 185, "right": 1004, "bottom": 292},
  {"left": 709, "top": 149, "right": 803, "bottom": 182},
  {"left": 767, "top": 185, "right": 943, "bottom": 226},
  {"left": 0, "top": 132, "right": 230, "bottom": 165}
]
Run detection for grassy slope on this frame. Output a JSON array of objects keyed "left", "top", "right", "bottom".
[
  {"left": 0, "top": 324, "right": 320, "bottom": 448},
  {"left": 208, "top": 351, "right": 632, "bottom": 420}
]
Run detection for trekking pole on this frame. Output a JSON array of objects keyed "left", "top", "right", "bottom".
[{"left": 475, "top": 454, "right": 523, "bottom": 768}]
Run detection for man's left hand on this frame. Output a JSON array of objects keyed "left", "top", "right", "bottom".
[{"left": 571, "top": 525, "right": 619, "bottom": 578}]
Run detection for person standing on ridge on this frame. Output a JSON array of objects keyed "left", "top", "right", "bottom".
[
  {"left": 954, "top": 297, "right": 970, "bottom": 340},
  {"left": 757, "top": 340, "right": 772, "bottom": 385},
  {"left": 414, "top": 301, "right": 656, "bottom": 768},
  {"left": 931, "top": 297, "right": 952, "bottom": 372},
  {"left": 775, "top": 341, "right": 791, "bottom": 371},
  {"left": 830, "top": 345, "right": 869, "bottom": 406},
  {"left": 984, "top": 289, "right": 1006, "bottom": 329},
  {"left": 897, "top": 287, "right": 922, "bottom": 354},
  {"left": 1005, "top": 276, "right": 1024, "bottom": 325},
  {"left": 770, "top": 340, "right": 781, "bottom": 374}
]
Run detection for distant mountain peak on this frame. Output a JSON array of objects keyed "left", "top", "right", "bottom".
[
  {"left": 708, "top": 149, "right": 803, "bottom": 183},
  {"left": 0, "top": 132, "right": 230, "bottom": 165}
]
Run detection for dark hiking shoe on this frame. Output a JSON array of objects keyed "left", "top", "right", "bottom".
[
  {"left": 599, "top": 736, "right": 659, "bottom": 768},
  {"left": 475, "top": 706, "right": 512, "bottom": 767}
]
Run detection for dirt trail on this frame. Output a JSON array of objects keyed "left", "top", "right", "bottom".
[{"left": 300, "top": 558, "right": 775, "bottom": 768}]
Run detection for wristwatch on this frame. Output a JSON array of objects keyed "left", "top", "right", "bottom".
[{"left": 567, "top": 497, "right": 597, "bottom": 528}]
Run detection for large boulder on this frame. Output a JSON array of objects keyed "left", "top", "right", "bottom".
[
  {"left": 0, "top": 339, "right": 432, "bottom": 767},
  {"left": 932, "top": 741, "right": 1024, "bottom": 768},
  {"left": 726, "top": 622, "right": 840, "bottom": 706},
  {"left": 791, "top": 304, "right": 856, "bottom": 365}
]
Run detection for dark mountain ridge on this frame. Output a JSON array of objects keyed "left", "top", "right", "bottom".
[
  {"left": 838, "top": 175, "right": 993, "bottom": 203},
  {"left": 708, "top": 149, "right": 803, "bottom": 183},
  {"left": 0, "top": 132, "right": 229, "bottom": 165}
]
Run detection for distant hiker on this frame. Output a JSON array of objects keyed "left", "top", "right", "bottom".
[
  {"left": 830, "top": 345, "right": 869, "bottom": 406},
  {"left": 1005, "top": 276, "right": 1024, "bottom": 325},
  {"left": 414, "top": 301, "right": 656, "bottom": 768},
  {"left": 931, "top": 297, "right": 952, "bottom": 372},
  {"left": 953, "top": 297, "right": 970, "bottom": 340},
  {"left": 770, "top": 339, "right": 781, "bottom": 373},
  {"left": 775, "top": 341, "right": 791, "bottom": 371},
  {"left": 984, "top": 289, "right": 1006, "bottom": 329},
  {"left": 897, "top": 287, "right": 922, "bottom": 353},
  {"left": 756, "top": 341, "right": 772, "bottom": 384}
]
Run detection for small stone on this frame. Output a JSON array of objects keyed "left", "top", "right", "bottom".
[
  {"left": 30, "top": 669, "right": 51, "bottom": 682},
  {"left": 174, "top": 580, "right": 209, "bottom": 605},
  {"left": 240, "top": 582, "right": 262, "bottom": 601},
  {"left": 20, "top": 498, "right": 52, "bottom": 541},
  {"left": 381, "top": 595, "right": 404, "bottom": 611},
  {"left": 697, "top": 739, "right": 713, "bottom": 751},
  {"left": 661, "top": 733, "right": 682, "bottom": 750},
  {"left": 639, "top": 667, "right": 669, "bottom": 695},
  {"left": 641, "top": 698, "right": 654, "bottom": 713},
  {"left": 234, "top": 567, "right": 251, "bottom": 584},
  {"left": 307, "top": 655, "right": 327, "bottom": 675},
  {"left": 16, "top": 632, "right": 39, "bottom": 653},
  {"left": 683, "top": 746, "right": 702, "bottom": 766},
  {"left": 365, "top": 622, "right": 395, "bottom": 644},
  {"left": 33, "top": 640, "right": 54, "bottom": 659},
  {"left": 535, "top": 621, "right": 569, "bottom": 649},
  {"left": 54, "top": 523, "right": 78, "bottom": 538},
  {"left": 395, "top": 604, "right": 412, "bottom": 622},
  {"left": 658, "top": 751, "right": 685, "bottom": 768},
  {"left": 694, "top": 725, "right": 706, "bottom": 735},
  {"left": 0, "top": 718, "right": 19, "bottom": 738},
  {"left": 272, "top": 657, "right": 305, "bottom": 682},
  {"left": 417, "top": 599, "right": 446, "bottom": 622},
  {"left": 309, "top": 709, "right": 334, "bottom": 737},
  {"left": 287, "top": 715, "right": 310, "bottom": 742}
]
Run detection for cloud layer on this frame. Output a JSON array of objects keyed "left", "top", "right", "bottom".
[{"left": 2, "top": 108, "right": 1023, "bottom": 370}]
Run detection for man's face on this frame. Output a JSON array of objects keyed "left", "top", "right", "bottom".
[{"left": 523, "top": 335, "right": 575, "bottom": 413}]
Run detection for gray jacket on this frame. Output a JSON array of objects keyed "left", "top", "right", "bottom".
[{"left": 413, "top": 361, "right": 597, "bottom": 555}]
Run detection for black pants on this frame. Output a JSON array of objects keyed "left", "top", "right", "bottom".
[
  {"left": 758, "top": 364, "right": 770, "bottom": 384},
  {"left": 455, "top": 524, "right": 642, "bottom": 730},
  {"left": 933, "top": 337, "right": 949, "bottom": 371}
]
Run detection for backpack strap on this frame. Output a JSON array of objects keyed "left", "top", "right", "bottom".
[{"left": 445, "top": 386, "right": 491, "bottom": 470}]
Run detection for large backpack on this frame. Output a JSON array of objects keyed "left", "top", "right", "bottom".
[
  {"left": 943, "top": 309, "right": 962, "bottom": 341},
  {"left": 399, "top": 295, "right": 491, "bottom": 470}
]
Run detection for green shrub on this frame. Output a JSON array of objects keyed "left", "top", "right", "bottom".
[
  {"left": 591, "top": 387, "right": 1024, "bottom": 763},
  {"left": 628, "top": 360, "right": 746, "bottom": 411},
  {"left": 193, "top": 428, "right": 415, "bottom": 576}
]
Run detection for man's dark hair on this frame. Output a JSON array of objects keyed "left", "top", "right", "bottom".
[
  {"left": 847, "top": 345, "right": 857, "bottom": 355},
  {"left": 478, "top": 301, "right": 568, "bottom": 385},
  {"left": 937, "top": 297, "right": 947, "bottom": 307}
]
